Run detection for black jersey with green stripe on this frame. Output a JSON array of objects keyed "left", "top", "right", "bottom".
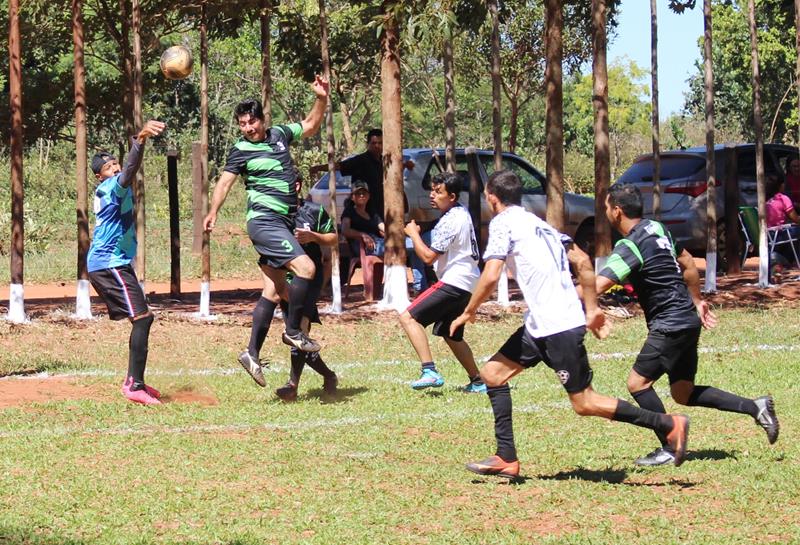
[
  {"left": 599, "top": 219, "right": 700, "bottom": 332},
  {"left": 223, "top": 123, "right": 303, "bottom": 220},
  {"left": 294, "top": 200, "right": 334, "bottom": 266}
]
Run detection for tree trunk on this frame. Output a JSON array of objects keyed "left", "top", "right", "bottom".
[
  {"left": 379, "top": 1, "right": 408, "bottom": 310},
  {"left": 260, "top": 0, "right": 272, "bottom": 125},
  {"left": 748, "top": 0, "right": 769, "bottom": 287},
  {"left": 650, "top": 0, "right": 662, "bottom": 220},
  {"left": 318, "top": 0, "right": 342, "bottom": 313},
  {"left": 339, "top": 99, "right": 355, "bottom": 154},
  {"left": 703, "top": 0, "right": 718, "bottom": 292},
  {"left": 545, "top": 0, "right": 565, "bottom": 232},
  {"left": 489, "top": 0, "right": 502, "bottom": 171},
  {"left": 508, "top": 96, "right": 519, "bottom": 154},
  {"left": 73, "top": 0, "right": 91, "bottom": 319},
  {"left": 795, "top": 0, "right": 800, "bottom": 146},
  {"left": 132, "top": 0, "right": 146, "bottom": 285},
  {"left": 443, "top": 29, "right": 456, "bottom": 173},
  {"left": 118, "top": 0, "right": 134, "bottom": 144},
  {"left": 199, "top": 1, "right": 212, "bottom": 316},
  {"left": 592, "top": 0, "right": 611, "bottom": 263},
  {"left": 8, "top": 0, "right": 25, "bottom": 322}
]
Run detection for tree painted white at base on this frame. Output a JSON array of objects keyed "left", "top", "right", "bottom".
[
  {"left": 496, "top": 264, "right": 509, "bottom": 306},
  {"left": 329, "top": 267, "right": 342, "bottom": 314},
  {"left": 703, "top": 251, "right": 717, "bottom": 293},
  {"left": 74, "top": 279, "right": 93, "bottom": 319},
  {"left": 758, "top": 236, "right": 770, "bottom": 287},
  {"left": 6, "top": 284, "right": 28, "bottom": 323},
  {"left": 378, "top": 264, "right": 410, "bottom": 312},
  {"left": 199, "top": 281, "right": 211, "bottom": 316}
]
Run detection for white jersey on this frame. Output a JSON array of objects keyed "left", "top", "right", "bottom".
[
  {"left": 429, "top": 203, "right": 480, "bottom": 292},
  {"left": 483, "top": 205, "right": 585, "bottom": 338}
]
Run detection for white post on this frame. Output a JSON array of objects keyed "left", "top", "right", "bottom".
[
  {"left": 74, "top": 278, "right": 92, "bottom": 319},
  {"left": 199, "top": 280, "right": 210, "bottom": 317},
  {"left": 378, "top": 264, "right": 410, "bottom": 312},
  {"left": 7, "top": 283, "right": 27, "bottom": 323},
  {"left": 329, "top": 265, "right": 342, "bottom": 314},
  {"left": 703, "top": 252, "right": 717, "bottom": 293},
  {"left": 496, "top": 264, "right": 509, "bottom": 306}
]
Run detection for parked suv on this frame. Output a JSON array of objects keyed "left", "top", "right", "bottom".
[
  {"left": 308, "top": 148, "right": 597, "bottom": 252},
  {"left": 615, "top": 143, "right": 799, "bottom": 255}
]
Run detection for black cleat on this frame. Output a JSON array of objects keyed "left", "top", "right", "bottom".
[
  {"left": 275, "top": 382, "right": 298, "bottom": 402},
  {"left": 753, "top": 396, "right": 779, "bottom": 444},
  {"left": 281, "top": 331, "right": 321, "bottom": 353},
  {"left": 322, "top": 373, "right": 338, "bottom": 396},
  {"left": 634, "top": 447, "right": 676, "bottom": 467}
]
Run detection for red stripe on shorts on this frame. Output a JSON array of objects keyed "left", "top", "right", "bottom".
[{"left": 406, "top": 280, "right": 444, "bottom": 313}]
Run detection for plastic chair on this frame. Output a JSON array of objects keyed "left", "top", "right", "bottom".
[
  {"left": 344, "top": 239, "right": 384, "bottom": 302},
  {"left": 738, "top": 206, "right": 759, "bottom": 268}
]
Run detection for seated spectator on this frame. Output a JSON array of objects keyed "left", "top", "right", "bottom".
[
  {"left": 342, "top": 180, "right": 385, "bottom": 257},
  {"left": 765, "top": 177, "right": 800, "bottom": 272}
]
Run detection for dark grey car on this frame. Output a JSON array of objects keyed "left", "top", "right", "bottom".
[{"left": 615, "top": 143, "right": 799, "bottom": 255}]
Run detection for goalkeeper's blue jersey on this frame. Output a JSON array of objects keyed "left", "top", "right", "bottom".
[{"left": 87, "top": 174, "right": 137, "bottom": 272}]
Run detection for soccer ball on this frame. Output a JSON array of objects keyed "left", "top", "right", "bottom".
[{"left": 159, "top": 45, "right": 193, "bottom": 80}]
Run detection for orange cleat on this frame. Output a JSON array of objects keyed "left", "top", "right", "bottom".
[{"left": 465, "top": 455, "right": 520, "bottom": 479}]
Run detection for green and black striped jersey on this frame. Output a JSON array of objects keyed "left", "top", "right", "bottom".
[{"left": 223, "top": 122, "right": 303, "bottom": 220}]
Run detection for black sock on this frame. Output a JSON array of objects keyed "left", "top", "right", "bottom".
[
  {"left": 421, "top": 361, "right": 436, "bottom": 372},
  {"left": 687, "top": 385, "right": 758, "bottom": 417},
  {"left": 128, "top": 313, "right": 154, "bottom": 390},
  {"left": 470, "top": 374, "right": 483, "bottom": 384},
  {"left": 487, "top": 384, "right": 517, "bottom": 462},
  {"left": 613, "top": 399, "right": 674, "bottom": 434},
  {"left": 286, "top": 277, "right": 311, "bottom": 335},
  {"left": 289, "top": 348, "right": 305, "bottom": 386},
  {"left": 305, "top": 351, "right": 335, "bottom": 378},
  {"left": 248, "top": 297, "right": 277, "bottom": 358},
  {"left": 631, "top": 387, "right": 669, "bottom": 447}
]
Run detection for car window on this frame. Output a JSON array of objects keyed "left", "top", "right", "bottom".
[
  {"left": 617, "top": 155, "right": 705, "bottom": 183},
  {"left": 771, "top": 149, "right": 800, "bottom": 179},
  {"left": 422, "top": 154, "right": 473, "bottom": 190},
  {"left": 481, "top": 155, "right": 544, "bottom": 194},
  {"left": 314, "top": 172, "right": 351, "bottom": 191}
]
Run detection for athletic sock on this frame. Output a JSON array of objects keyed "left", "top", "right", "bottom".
[
  {"left": 421, "top": 361, "right": 436, "bottom": 372},
  {"left": 487, "top": 384, "right": 517, "bottom": 462},
  {"left": 687, "top": 385, "right": 758, "bottom": 417},
  {"left": 469, "top": 374, "right": 483, "bottom": 384},
  {"left": 285, "top": 277, "right": 311, "bottom": 335},
  {"left": 612, "top": 399, "right": 674, "bottom": 434},
  {"left": 128, "top": 313, "right": 154, "bottom": 389},
  {"left": 305, "top": 351, "right": 335, "bottom": 378},
  {"left": 631, "top": 387, "right": 669, "bottom": 448},
  {"left": 289, "top": 348, "right": 305, "bottom": 386},
  {"left": 248, "top": 297, "right": 277, "bottom": 358}
]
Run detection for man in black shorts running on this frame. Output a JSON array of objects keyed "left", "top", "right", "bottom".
[
  {"left": 596, "top": 183, "right": 779, "bottom": 466},
  {"left": 204, "top": 76, "right": 329, "bottom": 370},
  {"left": 450, "top": 170, "right": 690, "bottom": 478}
]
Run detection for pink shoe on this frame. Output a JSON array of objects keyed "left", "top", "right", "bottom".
[
  {"left": 144, "top": 384, "right": 161, "bottom": 399},
  {"left": 121, "top": 377, "right": 161, "bottom": 405}
]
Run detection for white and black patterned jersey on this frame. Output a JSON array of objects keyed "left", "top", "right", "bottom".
[
  {"left": 484, "top": 205, "right": 585, "bottom": 338},
  {"left": 429, "top": 203, "right": 479, "bottom": 292}
]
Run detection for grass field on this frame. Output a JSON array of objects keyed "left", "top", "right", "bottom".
[{"left": 0, "top": 305, "right": 798, "bottom": 544}]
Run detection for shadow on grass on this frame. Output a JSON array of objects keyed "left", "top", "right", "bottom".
[
  {"left": 685, "top": 448, "right": 737, "bottom": 462},
  {"left": 537, "top": 467, "right": 696, "bottom": 488},
  {"left": 0, "top": 527, "right": 87, "bottom": 545},
  {"left": 305, "top": 386, "right": 369, "bottom": 404}
]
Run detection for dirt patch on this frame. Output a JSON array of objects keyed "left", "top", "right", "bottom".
[
  {"left": 161, "top": 386, "right": 219, "bottom": 406},
  {"left": 0, "top": 377, "right": 110, "bottom": 408}
]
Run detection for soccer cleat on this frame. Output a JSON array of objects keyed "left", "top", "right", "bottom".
[
  {"left": 143, "top": 384, "right": 161, "bottom": 399},
  {"left": 322, "top": 373, "right": 338, "bottom": 396},
  {"left": 753, "top": 395, "right": 779, "bottom": 444},
  {"left": 665, "top": 414, "right": 690, "bottom": 467},
  {"left": 121, "top": 378, "right": 161, "bottom": 405},
  {"left": 410, "top": 368, "right": 445, "bottom": 390},
  {"left": 462, "top": 380, "right": 487, "bottom": 394},
  {"left": 634, "top": 447, "right": 676, "bottom": 467},
  {"left": 281, "top": 331, "right": 321, "bottom": 353},
  {"left": 238, "top": 350, "right": 267, "bottom": 387},
  {"left": 465, "top": 455, "right": 520, "bottom": 479},
  {"left": 275, "top": 382, "right": 298, "bottom": 402}
]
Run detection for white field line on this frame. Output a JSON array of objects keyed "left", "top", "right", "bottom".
[
  {"left": 2, "top": 342, "right": 798, "bottom": 382},
  {"left": 0, "top": 403, "right": 550, "bottom": 439}
]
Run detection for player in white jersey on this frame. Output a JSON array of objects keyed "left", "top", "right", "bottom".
[
  {"left": 400, "top": 172, "right": 485, "bottom": 393},
  {"left": 450, "top": 170, "right": 690, "bottom": 478}
]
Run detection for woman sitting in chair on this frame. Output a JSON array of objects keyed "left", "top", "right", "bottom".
[
  {"left": 766, "top": 177, "right": 800, "bottom": 271},
  {"left": 342, "top": 180, "right": 385, "bottom": 257}
]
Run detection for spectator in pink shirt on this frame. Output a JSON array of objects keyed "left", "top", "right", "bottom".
[
  {"left": 783, "top": 157, "right": 800, "bottom": 211},
  {"left": 765, "top": 177, "right": 800, "bottom": 274}
]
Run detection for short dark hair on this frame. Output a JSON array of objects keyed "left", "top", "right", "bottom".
[
  {"left": 431, "top": 172, "right": 461, "bottom": 196},
  {"left": 607, "top": 183, "right": 644, "bottom": 218},
  {"left": 486, "top": 169, "right": 522, "bottom": 206},
  {"left": 234, "top": 99, "right": 264, "bottom": 121},
  {"left": 766, "top": 176, "right": 784, "bottom": 200},
  {"left": 366, "top": 128, "right": 382, "bottom": 142}
]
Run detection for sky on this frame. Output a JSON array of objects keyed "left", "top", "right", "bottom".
[{"left": 605, "top": 1, "right": 705, "bottom": 117}]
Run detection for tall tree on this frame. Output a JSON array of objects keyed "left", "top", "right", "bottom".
[
  {"left": 795, "top": 0, "right": 800, "bottom": 145},
  {"left": 131, "top": 0, "right": 146, "bottom": 285},
  {"left": 73, "top": 0, "right": 92, "bottom": 319},
  {"left": 260, "top": 0, "right": 273, "bottom": 125},
  {"left": 592, "top": 0, "right": 611, "bottom": 262},
  {"left": 7, "top": 0, "right": 26, "bottom": 322},
  {"left": 544, "top": 0, "right": 565, "bottom": 232},
  {"left": 748, "top": 0, "right": 769, "bottom": 287},
  {"left": 703, "top": 0, "right": 718, "bottom": 292},
  {"left": 199, "top": 0, "right": 212, "bottom": 316},
  {"left": 650, "top": 0, "right": 662, "bottom": 220},
  {"left": 489, "top": 0, "right": 502, "bottom": 170}
]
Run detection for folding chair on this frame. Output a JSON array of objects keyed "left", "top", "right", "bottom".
[
  {"left": 738, "top": 206, "right": 759, "bottom": 268},
  {"left": 767, "top": 224, "right": 800, "bottom": 268}
]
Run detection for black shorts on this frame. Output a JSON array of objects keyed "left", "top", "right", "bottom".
[
  {"left": 406, "top": 281, "right": 472, "bottom": 341},
  {"left": 633, "top": 327, "right": 701, "bottom": 384},
  {"left": 88, "top": 264, "right": 149, "bottom": 320},
  {"left": 247, "top": 213, "right": 306, "bottom": 269},
  {"left": 498, "top": 325, "right": 593, "bottom": 394}
]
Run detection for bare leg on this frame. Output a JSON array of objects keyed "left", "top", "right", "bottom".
[{"left": 444, "top": 337, "right": 480, "bottom": 379}]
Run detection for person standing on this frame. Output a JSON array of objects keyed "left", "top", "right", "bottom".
[
  {"left": 204, "top": 76, "right": 329, "bottom": 369},
  {"left": 450, "top": 170, "right": 690, "bottom": 478},
  {"left": 400, "top": 173, "right": 485, "bottom": 393},
  {"left": 596, "top": 182, "right": 779, "bottom": 466},
  {"left": 87, "top": 120, "right": 165, "bottom": 405}
]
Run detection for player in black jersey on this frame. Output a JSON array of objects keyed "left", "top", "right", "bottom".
[{"left": 597, "top": 183, "right": 780, "bottom": 466}]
